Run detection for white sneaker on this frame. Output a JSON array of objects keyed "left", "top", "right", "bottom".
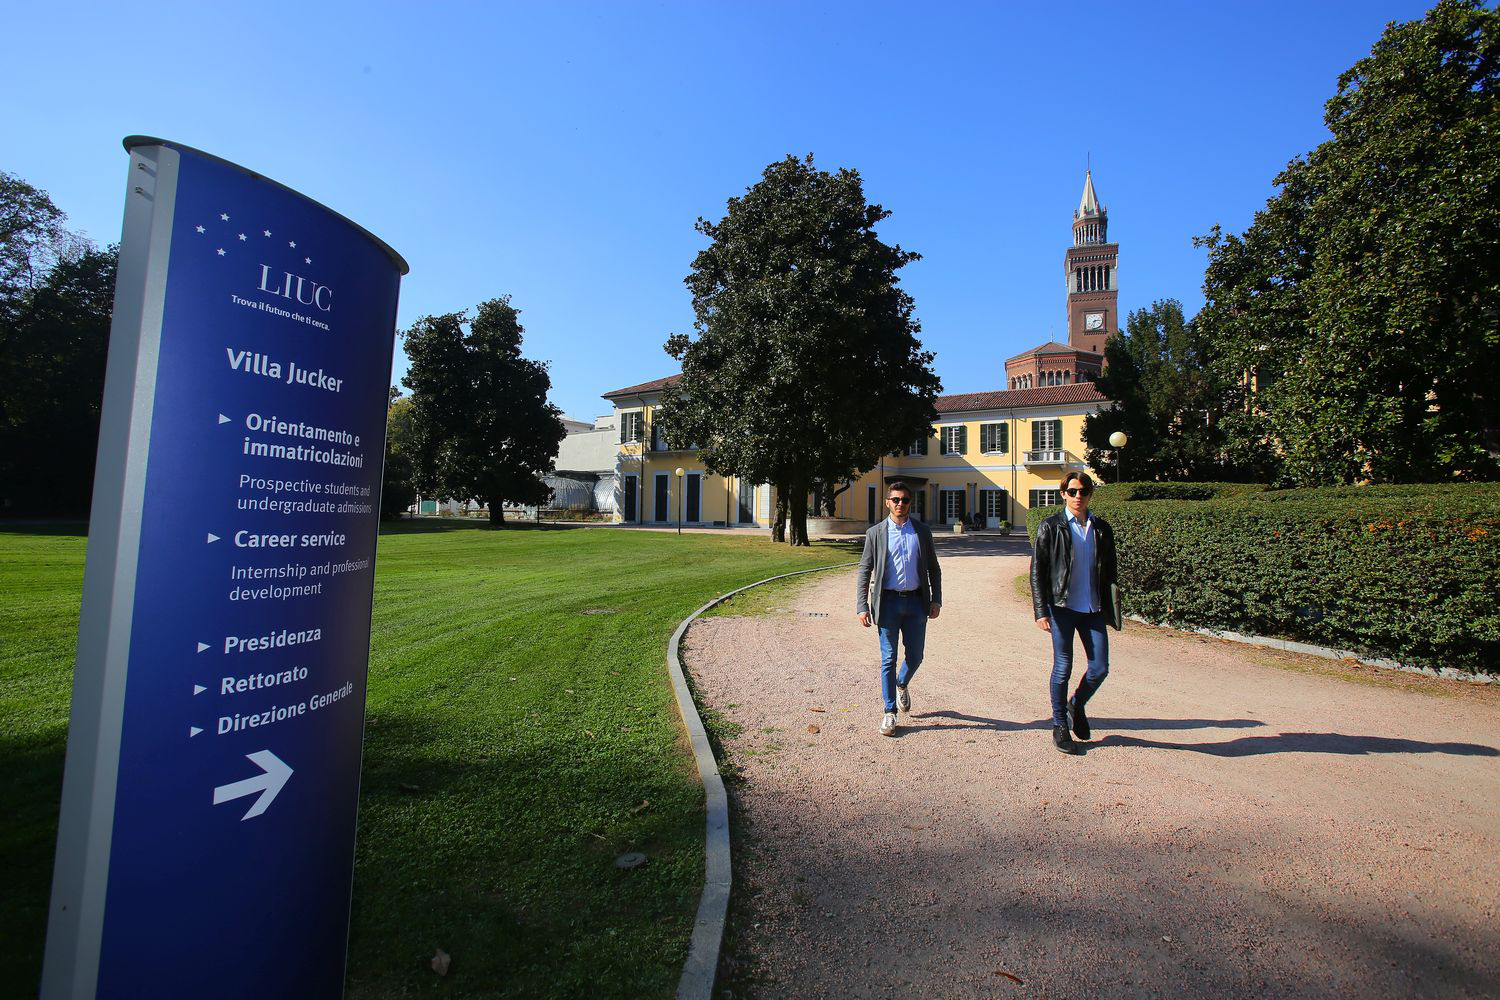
[
  {"left": 880, "top": 712, "right": 897, "bottom": 737},
  {"left": 896, "top": 684, "right": 911, "bottom": 713}
]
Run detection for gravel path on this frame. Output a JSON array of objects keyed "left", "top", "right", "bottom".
[{"left": 682, "top": 534, "right": 1500, "bottom": 999}]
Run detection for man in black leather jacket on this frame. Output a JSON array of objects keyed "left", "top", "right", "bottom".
[{"left": 1030, "top": 471, "right": 1117, "bottom": 754}]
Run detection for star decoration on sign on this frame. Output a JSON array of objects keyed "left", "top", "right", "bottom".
[{"left": 196, "top": 208, "right": 313, "bottom": 268}]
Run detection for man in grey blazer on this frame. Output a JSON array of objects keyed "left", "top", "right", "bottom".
[{"left": 856, "top": 480, "right": 942, "bottom": 736}]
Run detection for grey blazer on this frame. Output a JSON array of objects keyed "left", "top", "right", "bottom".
[{"left": 855, "top": 517, "right": 943, "bottom": 623}]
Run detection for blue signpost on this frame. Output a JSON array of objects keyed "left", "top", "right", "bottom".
[{"left": 41, "top": 139, "right": 407, "bottom": 999}]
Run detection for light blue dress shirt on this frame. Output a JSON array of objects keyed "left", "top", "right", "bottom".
[
  {"left": 1063, "top": 509, "right": 1098, "bottom": 613},
  {"left": 884, "top": 517, "right": 921, "bottom": 592}
]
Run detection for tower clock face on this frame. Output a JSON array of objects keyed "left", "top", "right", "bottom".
[{"left": 1085, "top": 312, "right": 1104, "bottom": 331}]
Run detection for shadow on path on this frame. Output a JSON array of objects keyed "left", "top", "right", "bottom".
[
  {"left": 1085, "top": 732, "right": 1500, "bottom": 758},
  {"left": 894, "top": 710, "right": 1264, "bottom": 736}
]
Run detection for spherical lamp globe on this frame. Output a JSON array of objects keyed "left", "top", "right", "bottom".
[
  {"left": 674, "top": 467, "right": 684, "bottom": 477},
  {"left": 1108, "top": 431, "right": 1128, "bottom": 448}
]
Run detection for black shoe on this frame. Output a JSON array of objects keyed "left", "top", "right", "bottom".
[
  {"left": 1069, "top": 695, "right": 1091, "bottom": 741},
  {"left": 1053, "top": 725, "right": 1076, "bottom": 754}
]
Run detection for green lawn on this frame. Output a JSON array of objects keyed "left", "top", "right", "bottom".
[{"left": 0, "top": 521, "right": 851, "bottom": 999}]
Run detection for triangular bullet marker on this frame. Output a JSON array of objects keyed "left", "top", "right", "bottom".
[
  {"left": 206, "top": 533, "right": 219, "bottom": 543},
  {"left": 190, "top": 726, "right": 203, "bottom": 737},
  {"left": 218, "top": 413, "right": 231, "bottom": 424},
  {"left": 197, "top": 642, "right": 210, "bottom": 653},
  {"left": 194, "top": 684, "right": 206, "bottom": 695}
]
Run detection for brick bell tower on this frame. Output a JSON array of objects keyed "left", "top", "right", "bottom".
[{"left": 1065, "top": 169, "right": 1118, "bottom": 356}]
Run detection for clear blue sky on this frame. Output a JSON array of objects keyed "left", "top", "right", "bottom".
[{"left": 1, "top": 0, "right": 1434, "bottom": 421}]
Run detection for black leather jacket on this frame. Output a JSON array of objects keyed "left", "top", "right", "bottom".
[{"left": 1030, "top": 511, "right": 1117, "bottom": 621}]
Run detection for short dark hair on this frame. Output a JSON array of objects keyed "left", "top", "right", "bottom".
[
  {"left": 1058, "top": 471, "right": 1095, "bottom": 493},
  {"left": 886, "top": 481, "right": 912, "bottom": 499}
]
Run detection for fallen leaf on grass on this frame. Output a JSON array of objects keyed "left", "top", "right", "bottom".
[
  {"left": 399, "top": 783, "right": 421, "bottom": 793},
  {"left": 431, "top": 948, "right": 451, "bottom": 976},
  {"left": 806, "top": 725, "right": 820, "bottom": 734},
  {"left": 630, "top": 799, "right": 651, "bottom": 814},
  {"left": 993, "top": 969, "right": 1022, "bottom": 984}
]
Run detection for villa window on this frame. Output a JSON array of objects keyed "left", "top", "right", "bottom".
[
  {"left": 1032, "top": 419, "right": 1061, "bottom": 451},
  {"left": 939, "top": 425, "right": 967, "bottom": 456},
  {"left": 1030, "top": 488, "right": 1061, "bottom": 509},
  {"left": 980, "top": 422, "right": 1008, "bottom": 454},
  {"left": 619, "top": 411, "right": 643, "bottom": 444}
]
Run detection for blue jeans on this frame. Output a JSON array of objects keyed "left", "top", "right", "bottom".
[
  {"left": 878, "top": 592, "right": 928, "bottom": 713},
  {"left": 1048, "top": 605, "right": 1109, "bottom": 727}
]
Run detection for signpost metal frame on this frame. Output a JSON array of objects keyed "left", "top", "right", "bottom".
[{"left": 41, "top": 138, "right": 406, "bottom": 999}]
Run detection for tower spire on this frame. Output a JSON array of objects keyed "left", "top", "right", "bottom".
[{"left": 1077, "top": 169, "right": 1101, "bottom": 218}]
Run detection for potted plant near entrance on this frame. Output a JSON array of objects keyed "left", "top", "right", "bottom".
[{"left": 999, "top": 519, "right": 1011, "bottom": 536}]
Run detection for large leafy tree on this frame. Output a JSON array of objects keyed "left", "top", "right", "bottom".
[
  {"left": 1197, "top": 0, "right": 1500, "bottom": 485},
  {"left": 400, "top": 297, "right": 566, "bottom": 524},
  {"left": 661, "top": 154, "right": 941, "bottom": 545},
  {"left": 1082, "top": 299, "right": 1246, "bottom": 482},
  {"left": 0, "top": 171, "right": 116, "bottom": 514},
  {"left": 379, "top": 389, "right": 418, "bottom": 520},
  {"left": 1, "top": 171, "right": 84, "bottom": 313}
]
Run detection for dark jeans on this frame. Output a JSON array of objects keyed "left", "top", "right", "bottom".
[
  {"left": 877, "top": 591, "right": 928, "bottom": 713},
  {"left": 1048, "top": 605, "right": 1109, "bottom": 727}
]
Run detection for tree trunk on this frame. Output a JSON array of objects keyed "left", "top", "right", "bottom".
[
  {"left": 488, "top": 499, "right": 506, "bottom": 525},
  {"left": 788, "top": 487, "right": 810, "bottom": 547},
  {"left": 771, "top": 492, "right": 787, "bottom": 544},
  {"left": 826, "top": 482, "right": 849, "bottom": 516}
]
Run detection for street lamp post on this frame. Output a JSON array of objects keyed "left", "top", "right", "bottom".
[
  {"left": 674, "top": 467, "right": 685, "bottom": 535},
  {"left": 1108, "top": 431, "right": 1128, "bottom": 484}
]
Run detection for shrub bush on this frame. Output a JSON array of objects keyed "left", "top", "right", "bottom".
[
  {"left": 1125, "top": 481, "right": 1266, "bottom": 502},
  {"left": 1026, "top": 484, "right": 1500, "bottom": 673}
]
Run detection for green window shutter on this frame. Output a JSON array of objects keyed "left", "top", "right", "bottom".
[
  {"left": 920, "top": 435, "right": 929, "bottom": 456},
  {"left": 1000, "top": 423, "right": 1009, "bottom": 454},
  {"left": 1031, "top": 421, "right": 1041, "bottom": 450},
  {"left": 938, "top": 431, "right": 947, "bottom": 456},
  {"left": 958, "top": 426, "right": 968, "bottom": 454}
]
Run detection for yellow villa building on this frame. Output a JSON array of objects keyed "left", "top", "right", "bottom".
[
  {"left": 601, "top": 376, "right": 1109, "bottom": 530},
  {"left": 597, "top": 171, "right": 1126, "bottom": 530}
]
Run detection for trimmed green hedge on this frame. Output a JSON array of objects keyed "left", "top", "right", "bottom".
[{"left": 1027, "top": 484, "right": 1500, "bottom": 673}]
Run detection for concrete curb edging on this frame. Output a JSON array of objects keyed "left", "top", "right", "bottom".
[
  {"left": 1125, "top": 614, "right": 1497, "bottom": 684},
  {"left": 666, "top": 560, "right": 858, "bottom": 1000}
]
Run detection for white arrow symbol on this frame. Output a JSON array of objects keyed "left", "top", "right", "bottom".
[
  {"left": 206, "top": 533, "right": 220, "bottom": 544},
  {"left": 213, "top": 750, "right": 293, "bottom": 820},
  {"left": 218, "top": 413, "right": 231, "bottom": 424},
  {"left": 193, "top": 684, "right": 206, "bottom": 695},
  {"left": 197, "top": 641, "right": 210, "bottom": 653},
  {"left": 190, "top": 726, "right": 203, "bottom": 737}
]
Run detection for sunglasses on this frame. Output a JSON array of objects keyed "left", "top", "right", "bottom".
[
  {"left": 1063, "top": 487, "right": 1093, "bottom": 498},
  {"left": 887, "top": 496, "right": 911, "bottom": 504}
]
